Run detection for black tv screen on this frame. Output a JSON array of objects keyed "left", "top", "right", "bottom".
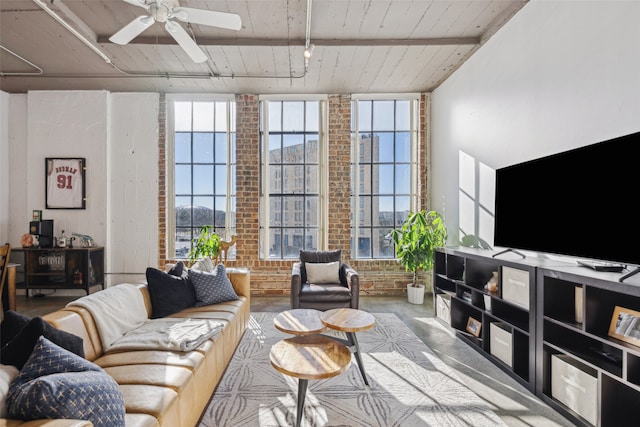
[{"left": 494, "top": 130, "right": 640, "bottom": 266}]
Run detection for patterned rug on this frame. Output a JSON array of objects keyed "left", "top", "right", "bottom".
[{"left": 198, "top": 312, "right": 507, "bottom": 427}]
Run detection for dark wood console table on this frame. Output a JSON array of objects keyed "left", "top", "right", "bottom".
[{"left": 11, "top": 247, "right": 104, "bottom": 297}]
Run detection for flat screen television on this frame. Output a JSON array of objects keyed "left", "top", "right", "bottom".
[{"left": 493, "top": 130, "right": 640, "bottom": 273}]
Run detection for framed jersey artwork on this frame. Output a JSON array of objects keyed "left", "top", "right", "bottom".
[{"left": 45, "top": 157, "right": 86, "bottom": 209}]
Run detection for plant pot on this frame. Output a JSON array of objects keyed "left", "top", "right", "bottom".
[{"left": 407, "top": 283, "right": 425, "bottom": 305}]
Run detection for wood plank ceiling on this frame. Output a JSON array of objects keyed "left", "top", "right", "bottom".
[{"left": 0, "top": 0, "right": 528, "bottom": 94}]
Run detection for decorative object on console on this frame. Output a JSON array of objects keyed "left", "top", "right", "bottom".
[
  {"left": 29, "top": 219, "right": 54, "bottom": 248},
  {"left": 72, "top": 232, "right": 96, "bottom": 247},
  {"left": 45, "top": 157, "right": 86, "bottom": 209},
  {"left": 19, "top": 234, "right": 32, "bottom": 248},
  {"left": 31, "top": 210, "right": 41, "bottom": 222},
  {"left": 608, "top": 306, "right": 640, "bottom": 347},
  {"left": 466, "top": 317, "right": 482, "bottom": 337},
  {"left": 485, "top": 271, "right": 499, "bottom": 293}
]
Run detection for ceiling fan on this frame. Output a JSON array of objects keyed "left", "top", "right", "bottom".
[{"left": 109, "top": 0, "right": 242, "bottom": 63}]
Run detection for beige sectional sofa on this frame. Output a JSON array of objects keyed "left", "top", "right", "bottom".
[{"left": 1, "top": 268, "right": 250, "bottom": 427}]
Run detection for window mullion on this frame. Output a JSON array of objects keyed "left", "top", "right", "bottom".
[{"left": 262, "top": 101, "right": 271, "bottom": 258}]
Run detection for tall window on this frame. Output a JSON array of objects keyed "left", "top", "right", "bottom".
[
  {"left": 351, "top": 97, "right": 418, "bottom": 259},
  {"left": 259, "top": 98, "right": 327, "bottom": 259},
  {"left": 168, "top": 97, "right": 236, "bottom": 259}
]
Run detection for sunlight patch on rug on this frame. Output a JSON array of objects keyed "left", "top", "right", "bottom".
[{"left": 198, "top": 312, "right": 507, "bottom": 427}]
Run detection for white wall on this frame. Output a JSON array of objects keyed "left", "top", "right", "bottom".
[
  {"left": 107, "top": 93, "right": 159, "bottom": 285},
  {"left": 431, "top": 1, "right": 640, "bottom": 247},
  {"left": 4, "top": 91, "right": 159, "bottom": 291}
]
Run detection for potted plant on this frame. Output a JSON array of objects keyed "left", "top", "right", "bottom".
[
  {"left": 392, "top": 210, "right": 447, "bottom": 304},
  {"left": 188, "top": 225, "right": 221, "bottom": 266}
]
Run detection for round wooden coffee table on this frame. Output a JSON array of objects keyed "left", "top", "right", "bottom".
[
  {"left": 273, "top": 308, "right": 327, "bottom": 335},
  {"left": 270, "top": 335, "right": 351, "bottom": 427},
  {"left": 320, "top": 308, "right": 375, "bottom": 385}
]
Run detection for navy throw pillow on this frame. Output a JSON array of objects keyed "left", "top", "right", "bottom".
[
  {"left": 146, "top": 266, "right": 197, "bottom": 318},
  {"left": 0, "top": 310, "right": 30, "bottom": 347},
  {"left": 1, "top": 316, "right": 84, "bottom": 370}
]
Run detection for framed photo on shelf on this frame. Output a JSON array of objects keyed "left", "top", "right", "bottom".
[
  {"left": 45, "top": 157, "right": 86, "bottom": 209},
  {"left": 466, "top": 317, "right": 482, "bottom": 337},
  {"left": 608, "top": 306, "right": 640, "bottom": 347}
]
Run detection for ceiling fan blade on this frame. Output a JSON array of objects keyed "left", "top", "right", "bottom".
[
  {"left": 165, "top": 21, "right": 208, "bottom": 63},
  {"left": 171, "top": 7, "right": 242, "bottom": 31},
  {"left": 109, "top": 15, "right": 155, "bottom": 44}
]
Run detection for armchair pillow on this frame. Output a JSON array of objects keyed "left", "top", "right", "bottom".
[
  {"left": 7, "top": 336, "right": 125, "bottom": 427},
  {"left": 299, "top": 249, "right": 342, "bottom": 283},
  {"left": 305, "top": 261, "right": 341, "bottom": 284}
]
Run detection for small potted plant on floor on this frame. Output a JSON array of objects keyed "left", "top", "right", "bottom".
[
  {"left": 188, "top": 225, "right": 221, "bottom": 266},
  {"left": 392, "top": 210, "right": 447, "bottom": 304}
]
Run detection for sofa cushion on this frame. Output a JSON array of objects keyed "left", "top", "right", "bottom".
[
  {"left": 1, "top": 315, "right": 84, "bottom": 369},
  {"left": 0, "top": 364, "right": 19, "bottom": 417},
  {"left": 189, "top": 264, "right": 239, "bottom": 306},
  {"left": 7, "top": 336, "right": 125, "bottom": 427},
  {"left": 305, "top": 261, "right": 341, "bottom": 284},
  {"left": 146, "top": 267, "right": 197, "bottom": 318},
  {"left": 0, "top": 310, "right": 30, "bottom": 347}
]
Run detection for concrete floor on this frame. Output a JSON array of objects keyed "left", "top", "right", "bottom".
[{"left": 16, "top": 293, "right": 574, "bottom": 427}]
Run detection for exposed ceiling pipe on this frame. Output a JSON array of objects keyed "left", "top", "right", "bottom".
[
  {"left": 0, "top": 45, "right": 44, "bottom": 76},
  {"left": 32, "top": 0, "right": 113, "bottom": 65}
]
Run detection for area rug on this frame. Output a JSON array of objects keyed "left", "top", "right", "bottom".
[{"left": 198, "top": 312, "right": 506, "bottom": 427}]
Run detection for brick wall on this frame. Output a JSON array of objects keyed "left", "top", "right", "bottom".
[{"left": 158, "top": 93, "right": 433, "bottom": 296}]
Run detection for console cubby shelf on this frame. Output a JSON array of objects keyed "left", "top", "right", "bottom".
[
  {"left": 433, "top": 247, "right": 540, "bottom": 392},
  {"left": 434, "top": 247, "right": 640, "bottom": 427},
  {"left": 537, "top": 266, "right": 640, "bottom": 427}
]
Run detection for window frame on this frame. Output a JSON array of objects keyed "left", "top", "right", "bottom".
[
  {"left": 259, "top": 95, "right": 329, "bottom": 260},
  {"left": 350, "top": 94, "right": 420, "bottom": 259},
  {"left": 166, "top": 94, "right": 237, "bottom": 260}
]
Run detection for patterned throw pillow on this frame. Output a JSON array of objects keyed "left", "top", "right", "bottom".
[
  {"left": 189, "top": 263, "right": 239, "bottom": 306},
  {"left": 7, "top": 336, "right": 125, "bottom": 427},
  {"left": 190, "top": 256, "right": 215, "bottom": 273}
]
